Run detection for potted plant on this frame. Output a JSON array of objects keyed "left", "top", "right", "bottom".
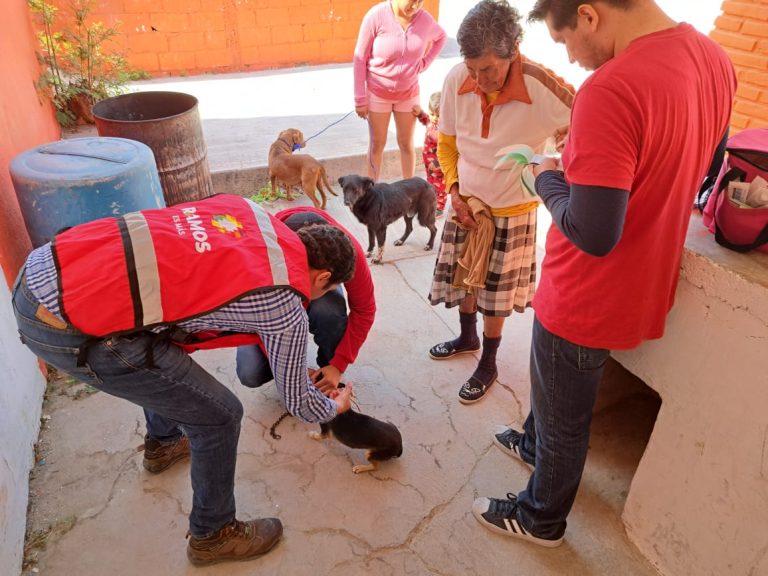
[{"left": 28, "top": 0, "right": 147, "bottom": 127}]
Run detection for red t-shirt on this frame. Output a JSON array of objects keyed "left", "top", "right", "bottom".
[
  {"left": 276, "top": 207, "right": 376, "bottom": 371},
  {"left": 533, "top": 24, "right": 736, "bottom": 349}
]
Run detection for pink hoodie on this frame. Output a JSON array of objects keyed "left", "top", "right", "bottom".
[{"left": 353, "top": 1, "right": 447, "bottom": 107}]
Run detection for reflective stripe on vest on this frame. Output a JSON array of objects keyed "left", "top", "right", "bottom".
[
  {"left": 247, "top": 199, "right": 290, "bottom": 286},
  {"left": 120, "top": 211, "right": 163, "bottom": 327}
]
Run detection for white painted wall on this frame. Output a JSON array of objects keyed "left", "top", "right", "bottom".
[
  {"left": 0, "top": 278, "right": 45, "bottom": 575},
  {"left": 614, "top": 229, "right": 768, "bottom": 576}
]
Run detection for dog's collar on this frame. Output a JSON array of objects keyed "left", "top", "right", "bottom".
[{"left": 279, "top": 137, "right": 303, "bottom": 152}]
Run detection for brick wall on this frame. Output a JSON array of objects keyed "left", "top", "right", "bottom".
[
  {"left": 712, "top": 0, "right": 768, "bottom": 132},
  {"left": 50, "top": 0, "right": 439, "bottom": 77},
  {"left": 2, "top": 1, "right": 60, "bottom": 284}
]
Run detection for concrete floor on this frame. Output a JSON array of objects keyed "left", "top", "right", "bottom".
[
  {"left": 25, "top": 62, "right": 664, "bottom": 575},
  {"left": 22, "top": 200, "right": 662, "bottom": 576}
]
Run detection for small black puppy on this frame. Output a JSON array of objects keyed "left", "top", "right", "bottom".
[
  {"left": 310, "top": 384, "right": 403, "bottom": 474},
  {"left": 338, "top": 174, "right": 438, "bottom": 264}
]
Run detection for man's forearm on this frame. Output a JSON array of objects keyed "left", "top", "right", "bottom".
[{"left": 535, "top": 170, "right": 629, "bottom": 257}]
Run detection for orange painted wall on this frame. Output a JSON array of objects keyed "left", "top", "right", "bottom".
[
  {"left": 0, "top": 1, "right": 61, "bottom": 287},
  {"left": 712, "top": 0, "right": 768, "bottom": 132},
  {"left": 52, "top": 0, "right": 440, "bottom": 77}
]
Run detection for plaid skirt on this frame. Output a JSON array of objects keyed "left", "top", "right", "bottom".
[{"left": 428, "top": 210, "right": 537, "bottom": 316}]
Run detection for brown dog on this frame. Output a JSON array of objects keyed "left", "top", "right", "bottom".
[{"left": 267, "top": 128, "right": 337, "bottom": 209}]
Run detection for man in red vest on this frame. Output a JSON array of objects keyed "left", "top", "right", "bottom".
[
  {"left": 12, "top": 194, "right": 356, "bottom": 566},
  {"left": 235, "top": 207, "right": 376, "bottom": 395}
]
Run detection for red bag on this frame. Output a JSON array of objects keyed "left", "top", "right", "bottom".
[{"left": 701, "top": 128, "right": 768, "bottom": 254}]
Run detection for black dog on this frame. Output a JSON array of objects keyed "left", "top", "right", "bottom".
[
  {"left": 311, "top": 409, "right": 403, "bottom": 473},
  {"left": 338, "top": 175, "right": 437, "bottom": 264},
  {"left": 309, "top": 384, "right": 403, "bottom": 473}
]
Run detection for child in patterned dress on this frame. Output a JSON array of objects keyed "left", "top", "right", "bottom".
[{"left": 413, "top": 91, "right": 446, "bottom": 217}]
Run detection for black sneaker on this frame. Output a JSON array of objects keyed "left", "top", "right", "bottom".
[
  {"left": 493, "top": 426, "right": 534, "bottom": 468},
  {"left": 472, "top": 493, "right": 563, "bottom": 548},
  {"left": 429, "top": 339, "right": 480, "bottom": 360},
  {"left": 458, "top": 371, "right": 497, "bottom": 404}
]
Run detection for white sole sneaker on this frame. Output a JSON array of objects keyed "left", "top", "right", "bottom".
[
  {"left": 492, "top": 426, "right": 534, "bottom": 469},
  {"left": 472, "top": 497, "right": 563, "bottom": 548}
]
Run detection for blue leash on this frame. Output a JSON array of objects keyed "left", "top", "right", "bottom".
[
  {"left": 296, "top": 110, "right": 355, "bottom": 150},
  {"left": 293, "top": 109, "right": 378, "bottom": 180}
]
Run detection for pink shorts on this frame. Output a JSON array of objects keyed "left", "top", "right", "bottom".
[{"left": 367, "top": 92, "right": 421, "bottom": 114}]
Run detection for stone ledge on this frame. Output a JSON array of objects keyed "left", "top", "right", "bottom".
[
  {"left": 612, "top": 211, "right": 768, "bottom": 576},
  {"left": 211, "top": 149, "right": 411, "bottom": 197}
]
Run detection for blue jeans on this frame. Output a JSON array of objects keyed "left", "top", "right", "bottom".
[
  {"left": 236, "top": 286, "right": 348, "bottom": 387},
  {"left": 12, "top": 273, "right": 243, "bottom": 537},
  {"left": 515, "top": 315, "right": 610, "bottom": 539}
]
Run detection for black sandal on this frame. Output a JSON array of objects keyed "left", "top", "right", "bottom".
[
  {"left": 428, "top": 339, "right": 481, "bottom": 360},
  {"left": 458, "top": 371, "right": 498, "bottom": 404}
]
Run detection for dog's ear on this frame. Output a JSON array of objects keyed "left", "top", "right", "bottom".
[
  {"left": 362, "top": 177, "right": 374, "bottom": 191},
  {"left": 338, "top": 176, "right": 346, "bottom": 187},
  {"left": 294, "top": 130, "right": 305, "bottom": 148}
]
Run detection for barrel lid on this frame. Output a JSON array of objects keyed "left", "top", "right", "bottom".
[{"left": 10, "top": 137, "right": 152, "bottom": 180}]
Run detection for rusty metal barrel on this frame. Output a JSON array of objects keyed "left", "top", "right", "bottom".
[{"left": 92, "top": 91, "right": 213, "bottom": 206}]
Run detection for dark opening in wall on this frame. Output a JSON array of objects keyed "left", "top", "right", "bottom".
[{"left": 584, "top": 357, "right": 662, "bottom": 518}]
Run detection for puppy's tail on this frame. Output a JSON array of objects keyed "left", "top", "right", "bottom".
[{"left": 320, "top": 167, "right": 338, "bottom": 197}]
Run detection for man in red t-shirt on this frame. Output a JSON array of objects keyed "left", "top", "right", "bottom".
[
  {"left": 472, "top": 0, "right": 736, "bottom": 547},
  {"left": 236, "top": 207, "right": 376, "bottom": 394}
]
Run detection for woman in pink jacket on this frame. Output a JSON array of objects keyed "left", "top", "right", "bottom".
[{"left": 353, "top": 0, "right": 446, "bottom": 181}]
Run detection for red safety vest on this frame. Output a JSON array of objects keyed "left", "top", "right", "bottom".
[{"left": 52, "top": 194, "right": 310, "bottom": 350}]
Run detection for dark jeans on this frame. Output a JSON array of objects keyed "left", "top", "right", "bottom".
[
  {"left": 235, "top": 286, "right": 348, "bottom": 387},
  {"left": 515, "top": 315, "right": 610, "bottom": 539},
  {"left": 12, "top": 273, "right": 242, "bottom": 537}
]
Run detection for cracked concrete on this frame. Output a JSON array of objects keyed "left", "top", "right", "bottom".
[{"left": 23, "top": 194, "right": 662, "bottom": 575}]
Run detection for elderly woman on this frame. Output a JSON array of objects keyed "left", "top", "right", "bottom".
[
  {"left": 353, "top": 0, "right": 446, "bottom": 181},
  {"left": 427, "top": 0, "right": 573, "bottom": 404}
]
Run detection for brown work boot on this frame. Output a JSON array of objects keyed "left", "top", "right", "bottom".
[
  {"left": 186, "top": 518, "right": 283, "bottom": 566},
  {"left": 142, "top": 434, "right": 190, "bottom": 473}
]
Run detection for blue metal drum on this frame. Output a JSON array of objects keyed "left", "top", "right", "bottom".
[{"left": 10, "top": 137, "right": 165, "bottom": 247}]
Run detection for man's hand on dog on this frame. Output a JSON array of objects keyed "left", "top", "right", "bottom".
[
  {"left": 356, "top": 105, "right": 368, "bottom": 120},
  {"left": 310, "top": 365, "right": 343, "bottom": 394},
  {"left": 331, "top": 382, "right": 354, "bottom": 414},
  {"left": 309, "top": 367, "right": 352, "bottom": 413}
]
